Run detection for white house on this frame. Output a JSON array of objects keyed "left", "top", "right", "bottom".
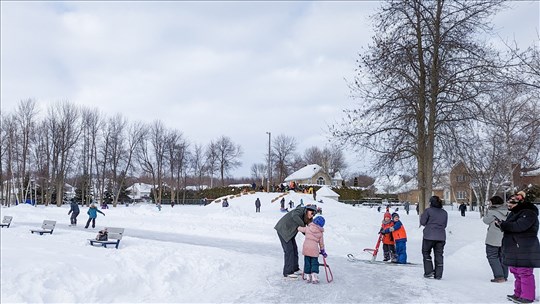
[
  {"left": 284, "top": 164, "right": 343, "bottom": 187},
  {"left": 125, "top": 183, "right": 153, "bottom": 200},
  {"left": 316, "top": 186, "right": 340, "bottom": 201}
]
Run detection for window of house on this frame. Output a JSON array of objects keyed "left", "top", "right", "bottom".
[
  {"left": 456, "top": 175, "right": 467, "bottom": 182},
  {"left": 317, "top": 177, "right": 325, "bottom": 185},
  {"left": 456, "top": 191, "right": 467, "bottom": 199}
]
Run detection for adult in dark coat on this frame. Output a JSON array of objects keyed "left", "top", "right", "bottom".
[
  {"left": 68, "top": 200, "right": 80, "bottom": 226},
  {"left": 255, "top": 198, "right": 261, "bottom": 213},
  {"left": 274, "top": 205, "right": 317, "bottom": 278},
  {"left": 420, "top": 196, "right": 448, "bottom": 280},
  {"left": 496, "top": 191, "right": 540, "bottom": 303},
  {"left": 459, "top": 203, "right": 467, "bottom": 216}
]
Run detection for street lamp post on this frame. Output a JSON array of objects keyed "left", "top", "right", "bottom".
[{"left": 266, "top": 132, "right": 271, "bottom": 193}]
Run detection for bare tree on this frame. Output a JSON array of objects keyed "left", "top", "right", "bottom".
[
  {"left": 47, "top": 102, "right": 81, "bottom": 206},
  {"left": 191, "top": 143, "right": 208, "bottom": 190},
  {"left": 331, "top": 0, "right": 505, "bottom": 213},
  {"left": 272, "top": 134, "right": 297, "bottom": 183},
  {"left": 79, "top": 108, "right": 102, "bottom": 205},
  {"left": 137, "top": 121, "right": 167, "bottom": 204},
  {"left": 211, "top": 136, "right": 242, "bottom": 186},
  {"left": 205, "top": 141, "right": 219, "bottom": 188},
  {"left": 250, "top": 163, "right": 267, "bottom": 187},
  {"left": 12, "top": 99, "right": 39, "bottom": 203}
]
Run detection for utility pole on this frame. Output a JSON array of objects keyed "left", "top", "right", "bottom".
[{"left": 266, "top": 132, "right": 271, "bottom": 193}]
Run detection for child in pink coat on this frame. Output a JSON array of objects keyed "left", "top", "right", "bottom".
[{"left": 298, "top": 216, "right": 326, "bottom": 283}]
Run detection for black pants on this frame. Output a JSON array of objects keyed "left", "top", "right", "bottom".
[
  {"left": 256, "top": 207, "right": 260, "bottom": 212},
  {"left": 278, "top": 233, "right": 299, "bottom": 276},
  {"left": 70, "top": 211, "right": 79, "bottom": 225},
  {"left": 422, "top": 239, "right": 445, "bottom": 279},
  {"left": 85, "top": 217, "right": 96, "bottom": 228}
]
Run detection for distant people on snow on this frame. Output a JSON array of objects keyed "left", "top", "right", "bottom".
[
  {"left": 459, "top": 202, "right": 467, "bottom": 217},
  {"left": 255, "top": 198, "right": 261, "bottom": 213},
  {"left": 68, "top": 200, "right": 80, "bottom": 226},
  {"left": 85, "top": 203, "right": 105, "bottom": 229}
]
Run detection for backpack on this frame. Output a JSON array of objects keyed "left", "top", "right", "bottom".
[{"left": 96, "top": 229, "right": 108, "bottom": 241}]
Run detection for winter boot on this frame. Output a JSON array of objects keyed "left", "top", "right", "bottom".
[
  {"left": 312, "top": 273, "right": 319, "bottom": 284},
  {"left": 306, "top": 274, "right": 312, "bottom": 283}
]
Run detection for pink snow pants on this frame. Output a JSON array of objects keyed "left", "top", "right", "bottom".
[{"left": 509, "top": 266, "right": 536, "bottom": 301}]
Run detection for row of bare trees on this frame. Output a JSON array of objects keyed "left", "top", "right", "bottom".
[
  {"left": 1, "top": 100, "right": 349, "bottom": 207},
  {"left": 0, "top": 100, "right": 244, "bottom": 207},
  {"left": 332, "top": 0, "right": 540, "bottom": 213}
]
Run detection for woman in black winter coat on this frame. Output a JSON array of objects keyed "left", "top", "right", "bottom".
[{"left": 496, "top": 191, "right": 540, "bottom": 304}]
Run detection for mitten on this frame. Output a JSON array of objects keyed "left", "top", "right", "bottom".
[
  {"left": 389, "top": 227, "right": 394, "bottom": 232},
  {"left": 320, "top": 249, "right": 328, "bottom": 258}
]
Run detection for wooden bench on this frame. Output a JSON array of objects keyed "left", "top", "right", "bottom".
[
  {"left": 0, "top": 216, "right": 13, "bottom": 228},
  {"left": 88, "top": 227, "right": 124, "bottom": 249},
  {"left": 30, "top": 220, "right": 56, "bottom": 235}
]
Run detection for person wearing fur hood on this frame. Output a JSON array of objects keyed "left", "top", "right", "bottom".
[
  {"left": 495, "top": 191, "right": 540, "bottom": 304},
  {"left": 483, "top": 195, "right": 509, "bottom": 283},
  {"left": 298, "top": 216, "right": 326, "bottom": 284}
]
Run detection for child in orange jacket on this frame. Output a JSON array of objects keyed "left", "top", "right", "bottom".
[
  {"left": 380, "top": 212, "right": 396, "bottom": 262},
  {"left": 383, "top": 212, "right": 407, "bottom": 264}
]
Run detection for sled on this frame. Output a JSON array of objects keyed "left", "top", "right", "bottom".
[
  {"left": 346, "top": 254, "right": 421, "bottom": 267},
  {"left": 301, "top": 254, "right": 333, "bottom": 283},
  {"left": 363, "top": 233, "right": 383, "bottom": 262}
]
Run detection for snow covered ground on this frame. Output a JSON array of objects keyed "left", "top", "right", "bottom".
[{"left": 1, "top": 191, "right": 539, "bottom": 303}]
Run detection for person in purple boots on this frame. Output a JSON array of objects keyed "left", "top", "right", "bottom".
[{"left": 496, "top": 191, "right": 540, "bottom": 304}]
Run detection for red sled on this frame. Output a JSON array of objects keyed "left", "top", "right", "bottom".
[
  {"left": 363, "top": 233, "right": 383, "bottom": 262},
  {"left": 302, "top": 254, "right": 334, "bottom": 283}
]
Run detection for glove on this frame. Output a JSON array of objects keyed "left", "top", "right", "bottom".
[
  {"left": 389, "top": 227, "right": 395, "bottom": 232},
  {"left": 320, "top": 249, "right": 328, "bottom": 258}
]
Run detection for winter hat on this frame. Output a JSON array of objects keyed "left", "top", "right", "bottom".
[
  {"left": 313, "top": 216, "right": 325, "bottom": 228},
  {"left": 391, "top": 212, "right": 399, "bottom": 219},
  {"left": 508, "top": 191, "right": 526, "bottom": 204},
  {"left": 429, "top": 196, "right": 443, "bottom": 208},
  {"left": 383, "top": 212, "right": 391, "bottom": 219},
  {"left": 306, "top": 204, "right": 318, "bottom": 212},
  {"left": 489, "top": 196, "right": 504, "bottom": 205}
]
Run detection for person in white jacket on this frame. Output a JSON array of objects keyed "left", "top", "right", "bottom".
[{"left": 483, "top": 195, "right": 508, "bottom": 283}]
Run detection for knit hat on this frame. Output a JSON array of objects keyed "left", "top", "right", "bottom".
[
  {"left": 391, "top": 212, "right": 399, "bottom": 219},
  {"left": 306, "top": 204, "right": 318, "bottom": 212},
  {"left": 489, "top": 196, "right": 504, "bottom": 205},
  {"left": 508, "top": 191, "right": 526, "bottom": 204},
  {"left": 383, "top": 212, "right": 391, "bottom": 219},
  {"left": 313, "top": 216, "right": 325, "bottom": 228},
  {"left": 429, "top": 196, "right": 443, "bottom": 208}
]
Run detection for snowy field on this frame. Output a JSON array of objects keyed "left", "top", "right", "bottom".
[{"left": 1, "top": 191, "right": 539, "bottom": 303}]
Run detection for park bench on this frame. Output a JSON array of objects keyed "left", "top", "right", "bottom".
[
  {"left": 88, "top": 227, "right": 124, "bottom": 249},
  {"left": 0, "top": 216, "right": 13, "bottom": 228},
  {"left": 30, "top": 220, "right": 56, "bottom": 235}
]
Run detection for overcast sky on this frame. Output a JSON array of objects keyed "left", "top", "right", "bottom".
[{"left": 1, "top": 1, "right": 538, "bottom": 178}]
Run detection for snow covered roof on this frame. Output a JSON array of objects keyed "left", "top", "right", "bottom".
[
  {"left": 523, "top": 168, "right": 540, "bottom": 176},
  {"left": 316, "top": 186, "right": 340, "bottom": 198},
  {"left": 395, "top": 179, "right": 417, "bottom": 194},
  {"left": 126, "top": 183, "right": 154, "bottom": 192},
  {"left": 284, "top": 164, "right": 322, "bottom": 182},
  {"left": 373, "top": 175, "right": 407, "bottom": 194},
  {"left": 333, "top": 171, "right": 343, "bottom": 181}
]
